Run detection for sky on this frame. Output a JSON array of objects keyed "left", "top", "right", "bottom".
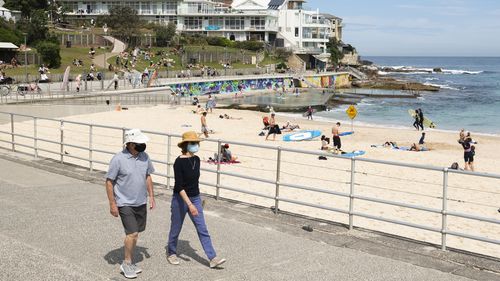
[{"left": 308, "top": 0, "right": 500, "bottom": 56}]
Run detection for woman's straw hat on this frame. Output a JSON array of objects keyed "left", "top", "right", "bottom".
[{"left": 178, "top": 131, "right": 203, "bottom": 147}]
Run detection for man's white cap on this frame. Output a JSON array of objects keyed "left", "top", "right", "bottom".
[{"left": 124, "top": 129, "right": 149, "bottom": 144}]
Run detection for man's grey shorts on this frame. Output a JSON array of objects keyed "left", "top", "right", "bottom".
[{"left": 119, "top": 205, "right": 147, "bottom": 235}]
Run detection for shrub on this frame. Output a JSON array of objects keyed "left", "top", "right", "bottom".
[{"left": 36, "top": 41, "right": 61, "bottom": 68}]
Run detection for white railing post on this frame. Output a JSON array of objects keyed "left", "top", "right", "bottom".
[
  {"left": 441, "top": 168, "right": 449, "bottom": 251},
  {"left": 349, "top": 157, "right": 356, "bottom": 230},
  {"left": 166, "top": 135, "right": 172, "bottom": 189},
  {"left": 10, "top": 113, "right": 14, "bottom": 151},
  {"left": 60, "top": 120, "right": 64, "bottom": 163},
  {"left": 216, "top": 140, "right": 222, "bottom": 200},
  {"left": 33, "top": 117, "right": 38, "bottom": 158},
  {"left": 89, "top": 125, "right": 93, "bottom": 171},
  {"left": 274, "top": 147, "right": 282, "bottom": 214}
]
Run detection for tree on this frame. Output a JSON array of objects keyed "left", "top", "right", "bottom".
[
  {"left": 326, "top": 37, "right": 344, "bottom": 66},
  {"left": 17, "top": 9, "right": 49, "bottom": 45},
  {"left": 36, "top": 41, "right": 61, "bottom": 68},
  {"left": 4, "top": 0, "right": 48, "bottom": 18},
  {"left": 154, "top": 22, "right": 177, "bottom": 47},
  {"left": 0, "top": 19, "right": 23, "bottom": 45},
  {"left": 98, "top": 6, "right": 140, "bottom": 41}
]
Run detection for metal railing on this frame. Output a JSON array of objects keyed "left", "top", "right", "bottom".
[{"left": 0, "top": 111, "right": 499, "bottom": 257}]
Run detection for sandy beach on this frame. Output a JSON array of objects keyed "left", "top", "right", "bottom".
[{"left": 2, "top": 93, "right": 499, "bottom": 258}]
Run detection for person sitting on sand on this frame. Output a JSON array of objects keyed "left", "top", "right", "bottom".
[
  {"left": 419, "top": 132, "right": 426, "bottom": 145},
  {"left": 320, "top": 135, "right": 330, "bottom": 150},
  {"left": 281, "top": 121, "right": 300, "bottom": 132},
  {"left": 221, "top": 144, "right": 238, "bottom": 162}
]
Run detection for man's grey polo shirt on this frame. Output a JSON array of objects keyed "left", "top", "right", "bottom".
[{"left": 106, "top": 148, "right": 155, "bottom": 207}]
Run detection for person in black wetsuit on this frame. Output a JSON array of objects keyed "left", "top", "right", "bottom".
[
  {"left": 418, "top": 108, "right": 424, "bottom": 130},
  {"left": 413, "top": 109, "right": 420, "bottom": 130}
]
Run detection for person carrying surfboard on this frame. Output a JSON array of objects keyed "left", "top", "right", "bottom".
[
  {"left": 412, "top": 109, "right": 420, "bottom": 130},
  {"left": 332, "top": 122, "right": 342, "bottom": 153},
  {"left": 418, "top": 108, "right": 424, "bottom": 131}
]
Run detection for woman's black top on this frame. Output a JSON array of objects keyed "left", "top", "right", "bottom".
[{"left": 173, "top": 156, "right": 201, "bottom": 197}]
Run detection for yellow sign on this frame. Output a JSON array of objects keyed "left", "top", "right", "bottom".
[{"left": 346, "top": 105, "right": 357, "bottom": 119}]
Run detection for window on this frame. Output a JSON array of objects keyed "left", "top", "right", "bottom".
[
  {"left": 250, "top": 17, "right": 265, "bottom": 30},
  {"left": 295, "top": 27, "right": 299, "bottom": 37},
  {"left": 225, "top": 17, "right": 244, "bottom": 30},
  {"left": 162, "top": 2, "right": 177, "bottom": 14},
  {"left": 185, "top": 17, "right": 202, "bottom": 30}
]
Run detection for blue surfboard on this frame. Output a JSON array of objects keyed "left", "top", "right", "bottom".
[
  {"left": 339, "top": 150, "right": 366, "bottom": 157},
  {"left": 339, "top": 131, "right": 354, "bottom": 136},
  {"left": 283, "top": 130, "right": 322, "bottom": 142}
]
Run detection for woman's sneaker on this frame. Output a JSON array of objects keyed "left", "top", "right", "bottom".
[
  {"left": 131, "top": 264, "right": 142, "bottom": 274},
  {"left": 120, "top": 262, "right": 138, "bottom": 279},
  {"left": 167, "top": 254, "right": 180, "bottom": 265},
  {"left": 210, "top": 257, "right": 226, "bottom": 268}
]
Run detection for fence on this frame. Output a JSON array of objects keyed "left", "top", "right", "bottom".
[{"left": 0, "top": 111, "right": 499, "bottom": 258}]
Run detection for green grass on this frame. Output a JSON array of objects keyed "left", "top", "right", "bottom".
[{"left": 3, "top": 47, "right": 108, "bottom": 77}]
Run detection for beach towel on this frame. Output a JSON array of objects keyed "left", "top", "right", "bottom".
[{"left": 205, "top": 159, "right": 241, "bottom": 165}]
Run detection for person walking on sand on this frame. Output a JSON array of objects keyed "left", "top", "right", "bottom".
[
  {"left": 167, "top": 131, "right": 226, "bottom": 268},
  {"left": 105, "top": 129, "right": 156, "bottom": 279},
  {"left": 459, "top": 136, "right": 475, "bottom": 171},
  {"left": 412, "top": 109, "right": 420, "bottom": 130},
  {"left": 306, "top": 106, "right": 314, "bottom": 120},
  {"left": 332, "top": 122, "right": 342, "bottom": 153},
  {"left": 201, "top": 111, "right": 209, "bottom": 138},
  {"left": 418, "top": 108, "right": 424, "bottom": 130},
  {"left": 265, "top": 113, "right": 279, "bottom": 141}
]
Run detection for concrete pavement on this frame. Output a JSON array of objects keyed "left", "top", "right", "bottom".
[{"left": 0, "top": 154, "right": 499, "bottom": 281}]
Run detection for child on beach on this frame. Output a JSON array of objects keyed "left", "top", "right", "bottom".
[
  {"left": 320, "top": 135, "right": 330, "bottom": 150},
  {"left": 201, "top": 112, "right": 209, "bottom": 138}
]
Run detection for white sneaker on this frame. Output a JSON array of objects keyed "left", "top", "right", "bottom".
[
  {"left": 120, "top": 262, "right": 138, "bottom": 279},
  {"left": 210, "top": 257, "right": 226, "bottom": 268},
  {"left": 167, "top": 254, "right": 180, "bottom": 265}
]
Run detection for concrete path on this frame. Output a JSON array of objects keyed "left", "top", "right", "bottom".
[
  {"left": 1, "top": 155, "right": 495, "bottom": 280},
  {"left": 93, "top": 36, "right": 127, "bottom": 69}
]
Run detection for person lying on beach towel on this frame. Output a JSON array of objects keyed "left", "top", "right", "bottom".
[
  {"left": 281, "top": 121, "right": 300, "bottom": 132},
  {"left": 219, "top": 114, "right": 242, "bottom": 120},
  {"left": 371, "top": 142, "right": 399, "bottom": 149},
  {"left": 410, "top": 143, "right": 429, "bottom": 152}
]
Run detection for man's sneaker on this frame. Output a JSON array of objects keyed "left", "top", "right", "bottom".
[
  {"left": 210, "top": 257, "right": 226, "bottom": 268},
  {"left": 120, "top": 262, "right": 138, "bottom": 279},
  {"left": 167, "top": 254, "right": 180, "bottom": 265},
  {"left": 131, "top": 264, "right": 142, "bottom": 274}
]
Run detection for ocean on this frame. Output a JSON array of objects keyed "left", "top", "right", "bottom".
[{"left": 316, "top": 57, "right": 500, "bottom": 135}]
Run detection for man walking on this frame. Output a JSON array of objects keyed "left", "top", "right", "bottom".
[
  {"left": 106, "top": 129, "right": 156, "bottom": 279},
  {"left": 332, "top": 122, "right": 342, "bottom": 153}
]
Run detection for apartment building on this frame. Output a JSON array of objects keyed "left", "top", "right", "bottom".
[{"left": 59, "top": 0, "right": 339, "bottom": 56}]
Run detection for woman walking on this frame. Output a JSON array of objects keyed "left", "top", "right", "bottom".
[{"left": 167, "top": 131, "right": 226, "bottom": 268}]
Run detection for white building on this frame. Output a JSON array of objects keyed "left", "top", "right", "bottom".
[
  {"left": 0, "top": 5, "right": 21, "bottom": 22},
  {"left": 59, "top": 0, "right": 336, "bottom": 56}
]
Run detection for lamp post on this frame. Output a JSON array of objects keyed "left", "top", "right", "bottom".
[
  {"left": 24, "top": 34, "right": 28, "bottom": 83},
  {"left": 224, "top": 46, "right": 227, "bottom": 76}
]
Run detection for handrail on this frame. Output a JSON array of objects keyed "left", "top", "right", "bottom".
[{"left": 1, "top": 111, "right": 499, "bottom": 257}]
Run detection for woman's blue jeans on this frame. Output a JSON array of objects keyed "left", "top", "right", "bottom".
[{"left": 167, "top": 194, "right": 216, "bottom": 260}]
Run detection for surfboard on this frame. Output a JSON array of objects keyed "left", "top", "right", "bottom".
[
  {"left": 61, "top": 66, "right": 70, "bottom": 90},
  {"left": 339, "top": 150, "right": 366, "bottom": 157},
  {"left": 339, "top": 131, "right": 354, "bottom": 136},
  {"left": 146, "top": 69, "right": 158, "bottom": 88},
  {"left": 283, "top": 130, "right": 322, "bottom": 142},
  {"left": 408, "top": 109, "right": 436, "bottom": 128}
]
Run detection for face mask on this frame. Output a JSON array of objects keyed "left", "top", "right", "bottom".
[
  {"left": 134, "top": 143, "right": 146, "bottom": 152},
  {"left": 187, "top": 143, "right": 199, "bottom": 153}
]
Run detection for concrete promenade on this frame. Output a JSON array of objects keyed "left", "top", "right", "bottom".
[{"left": 1, "top": 153, "right": 499, "bottom": 280}]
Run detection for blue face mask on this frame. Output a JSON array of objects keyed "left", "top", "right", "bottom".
[{"left": 187, "top": 143, "right": 199, "bottom": 153}]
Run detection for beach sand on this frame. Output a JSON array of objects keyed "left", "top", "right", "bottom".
[{"left": 3, "top": 96, "right": 500, "bottom": 258}]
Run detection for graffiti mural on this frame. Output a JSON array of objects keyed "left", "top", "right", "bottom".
[
  {"left": 300, "top": 75, "right": 336, "bottom": 88},
  {"left": 172, "top": 78, "right": 292, "bottom": 95}
]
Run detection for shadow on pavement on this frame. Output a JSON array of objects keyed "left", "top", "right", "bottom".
[
  {"left": 165, "top": 240, "right": 210, "bottom": 267},
  {"left": 103, "top": 246, "right": 151, "bottom": 265}
]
